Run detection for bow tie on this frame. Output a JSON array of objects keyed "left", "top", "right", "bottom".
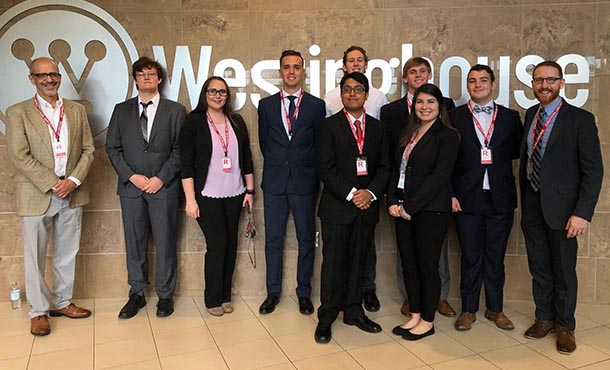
[{"left": 473, "top": 105, "right": 493, "bottom": 114}]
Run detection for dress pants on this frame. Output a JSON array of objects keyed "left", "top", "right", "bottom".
[
  {"left": 395, "top": 211, "right": 451, "bottom": 322},
  {"left": 197, "top": 193, "right": 244, "bottom": 308},
  {"left": 22, "top": 194, "right": 82, "bottom": 318},
  {"left": 120, "top": 194, "right": 178, "bottom": 299},
  {"left": 318, "top": 216, "right": 374, "bottom": 326},
  {"left": 263, "top": 178, "right": 316, "bottom": 298},
  {"left": 455, "top": 191, "right": 514, "bottom": 313},
  {"left": 521, "top": 184, "right": 578, "bottom": 330},
  {"left": 362, "top": 236, "right": 377, "bottom": 294}
]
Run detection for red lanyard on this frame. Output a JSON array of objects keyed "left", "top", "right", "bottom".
[
  {"left": 280, "top": 90, "right": 304, "bottom": 135},
  {"left": 344, "top": 109, "right": 366, "bottom": 155},
  {"left": 33, "top": 95, "right": 64, "bottom": 142},
  {"left": 467, "top": 101, "right": 497, "bottom": 147},
  {"left": 206, "top": 112, "right": 230, "bottom": 156},
  {"left": 529, "top": 101, "right": 563, "bottom": 155},
  {"left": 403, "top": 129, "right": 420, "bottom": 164}
]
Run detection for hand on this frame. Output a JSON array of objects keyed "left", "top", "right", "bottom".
[
  {"left": 129, "top": 174, "right": 149, "bottom": 191},
  {"left": 352, "top": 189, "right": 372, "bottom": 210},
  {"left": 143, "top": 176, "right": 164, "bottom": 194},
  {"left": 185, "top": 202, "right": 199, "bottom": 218},
  {"left": 452, "top": 197, "right": 462, "bottom": 213},
  {"left": 388, "top": 204, "right": 401, "bottom": 218},
  {"left": 52, "top": 179, "right": 77, "bottom": 199},
  {"left": 565, "top": 215, "right": 588, "bottom": 238},
  {"left": 243, "top": 194, "right": 253, "bottom": 212}
]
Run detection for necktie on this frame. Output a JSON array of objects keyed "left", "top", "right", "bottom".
[
  {"left": 354, "top": 119, "right": 363, "bottom": 141},
  {"left": 473, "top": 104, "right": 493, "bottom": 114},
  {"left": 140, "top": 101, "right": 152, "bottom": 142},
  {"left": 287, "top": 95, "right": 296, "bottom": 119},
  {"left": 530, "top": 109, "right": 547, "bottom": 191}
]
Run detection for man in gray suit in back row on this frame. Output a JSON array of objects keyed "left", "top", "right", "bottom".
[{"left": 106, "top": 56, "right": 186, "bottom": 319}]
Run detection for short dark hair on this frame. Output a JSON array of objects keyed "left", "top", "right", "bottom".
[
  {"left": 403, "top": 57, "right": 431, "bottom": 77},
  {"left": 193, "top": 76, "right": 233, "bottom": 117},
  {"left": 340, "top": 72, "right": 369, "bottom": 93},
  {"left": 342, "top": 46, "right": 368, "bottom": 66},
  {"left": 532, "top": 60, "right": 563, "bottom": 79},
  {"left": 468, "top": 64, "right": 495, "bottom": 83},
  {"left": 280, "top": 50, "right": 304, "bottom": 67},
  {"left": 401, "top": 83, "right": 453, "bottom": 146},
  {"left": 132, "top": 56, "right": 164, "bottom": 80}
]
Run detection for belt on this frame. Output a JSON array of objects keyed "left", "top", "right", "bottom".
[{"left": 58, "top": 176, "right": 65, "bottom": 180}]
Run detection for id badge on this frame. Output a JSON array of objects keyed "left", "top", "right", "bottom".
[
  {"left": 222, "top": 156, "right": 232, "bottom": 172},
  {"left": 481, "top": 147, "right": 492, "bottom": 165},
  {"left": 55, "top": 143, "right": 66, "bottom": 157},
  {"left": 356, "top": 157, "right": 368, "bottom": 176},
  {"left": 398, "top": 173, "right": 406, "bottom": 189}
]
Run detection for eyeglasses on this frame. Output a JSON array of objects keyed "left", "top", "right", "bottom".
[
  {"left": 532, "top": 77, "right": 561, "bottom": 85},
  {"left": 206, "top": 89, "right": 228, "bottom": 96},
  {"left": 341, "top": 86, "right": 366, "bottom": 94},
  {"left": 135, "top": 72, "right": 157, "bottom": 79},
  {"left": 31, "top": 72, "right": 61, "bottom": 80}
]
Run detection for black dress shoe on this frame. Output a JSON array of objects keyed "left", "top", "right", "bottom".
[
  {"left": 118, "top": 294, "right": 146, "bottom": 319},
  {"left": 343, "top": 316, "right": 382, "bottom": 333},
  {"left": 392, "top": 325, "right": 412, "bottom": 336},
  {"left": 298, "top": 297, "right": 314, "bottom": 315},
  {"left": 363, "top": 292, "right": 380, "bottom": 312},
  {"left": 315, "top": 323, "right": 332, "bottom": 343},
  {"left": 402, "top": 326, "right": 435, "bottom": 341},
  {"left": 259, "top": 295, "right": 280, "bottom": 315},
  {"left": 156, "top": 298, "right": 174, "bottom": 317}
]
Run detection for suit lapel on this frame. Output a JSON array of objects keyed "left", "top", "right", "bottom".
[
  {"left": 545, "top": 101, "right": 568, "bottom": 152},
  {"left": 462, "top": 108, "right": 481, "bottom": 148},
  {"left": 339, "top": 114, "right": 359, "bottom": 154},
  {"left": 148, "top": 99, "right": 165, "bottom": 143},
  {"left": 26, "top": 101, "right": 54, "bottom": 156},
  {"left": 291, "top": 94, "right": 308, "bottom": 137},
  {"left": 272, "top": 94, "right": 290, "bottom": 142},
  {"left": 64, "top": 100, "right": 79, "bottom": 166},
  {"left": 409, "top": 119, "right": 439, "bottom": 159}
]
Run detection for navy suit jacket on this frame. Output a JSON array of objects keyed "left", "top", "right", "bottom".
[
  {"left": 258, "top": 91, "right": 326, "bottom": 195},
  {"left": 450, "top": 103, "right": 523, "bottom": 214}
]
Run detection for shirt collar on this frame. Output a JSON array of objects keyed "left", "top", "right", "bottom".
[
  {"left": 36, "top": 94, "right": 63, "bottom": 110},
  {"left": 139, "top": 93, "right": 160, "bottom": 106},
  {"left": 282, "top": 88, "right": 302, "bottom": 98},
  {"left": 542, "top": 96, "right": 562, "bottom": 114}
]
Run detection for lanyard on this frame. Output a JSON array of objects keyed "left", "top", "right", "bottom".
[
  {"left": 406, "top": 95, "right": 412, "bottom": 112},
  {"left": 529, "top": 101, "right": 563, "bottom": 156},
  {"left": 402, "top": 129, "right": 420, "bottom": 166},
  {"left": 467, "top": 101, "right": 497, "bottom": 147},
  {"left": 33, "top": 95, "right": 64, "bottom": 142},
  {"left": 344, "top": 109, "right": 366, "bottom": 155},
  {"left": 206, "top": 112, "right": 230, "bottom": 156},
  {"left": 280, "top": 89, "right": 304, "bottom": 135}
]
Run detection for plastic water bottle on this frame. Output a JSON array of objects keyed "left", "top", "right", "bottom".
[{"left": 10, "top": 281, "right": 21, "bottom": 309}]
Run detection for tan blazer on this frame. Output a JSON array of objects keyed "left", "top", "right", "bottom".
[{"left": 6, "top": 98, "right": 95, "bottom": 216}]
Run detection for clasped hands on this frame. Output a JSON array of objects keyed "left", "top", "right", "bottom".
[
  {"left": 352, "top": 189, "right": 373, "bottom": 210},
  {"left": 130, "top": 174, "right": 164, "bottom": 194},
  {"left": 52, "top": 178, "right": 77, "bottom": 199}
]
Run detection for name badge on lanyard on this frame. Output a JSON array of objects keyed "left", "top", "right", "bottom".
[
  {"left": 356, "top": 156, "right": 368, "bottom": 176},
  {"left": 481, "top": 147, "right": 492, "bottom": 164},
  {"left": 55, "top": 142, "right": 66, "bottom": 157},
  {"left": 207, "top": 112, "right": 233, "bottom": 173},
  {"left": 222, "top": 156, "right": 232, "bottom": 172}
]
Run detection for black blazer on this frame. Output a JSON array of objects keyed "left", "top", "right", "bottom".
[
  {"left": 179, "top": 111, "right": 254, "bottom": 195},
  {"left": 258, "top": 91, "right": 326, "bottom": 195},
  {"left": 387, "top": 119, "right": 460, "bottom": 215},
  {"left": 519, "top": 99, "right": 603, "bottom": 229},
  {"left": 316, "top": 112, "right": 390, "bottom": 225},
  {"left": 450, "top": 103, "right": 523, "bottom": 214}
]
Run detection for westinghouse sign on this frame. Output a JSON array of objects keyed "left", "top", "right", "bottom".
[{"left": 0, "top": 0, "right": 594, "bottom": 146}]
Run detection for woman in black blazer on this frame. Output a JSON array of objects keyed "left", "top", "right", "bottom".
[
  {"left": 179, "top": 76, "right": 254, "bottom": 316},
  {"left": 387, "top": 84, "right": 459, "bottom": 340}
]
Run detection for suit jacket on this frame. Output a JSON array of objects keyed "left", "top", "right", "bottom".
[
  {"left": 179, "top": 111, "right": 253, "bottom": 193},
  {"left": 258, "top": 91, "right": 326, "bottom": 195},
  {"left": 6, "top": 98, "right": 95, "bottom": 216},
  {"left": 450, "top": 103, "right": 523, "bottom": 214},
  {"left": 387, "top": 119, "right": 460, "bottom": 215},
  {"left": 316, "top": 112, "right": 390, "bottom": 225},
  {"left": 381, "top": 94, "right": 455, "bottom": 163},
  {"left": 106, "top": 97, "right": 186, "bottom": 199},
  {"left": 519, "top": 99, "right": 603, "bottom": 229}
]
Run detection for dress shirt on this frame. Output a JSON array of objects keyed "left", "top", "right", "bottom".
[
  {"left": 280, "top": 88, "right": 301, "bottom": 139},
  {"left": 471, "top": 100, "right": 495, "bottom": 190},
  {"left": 324, "top": 86, "right": 388, "bottom": 119},
  {"left": 138, "top": 93, "right": 160, "bottom": 141}
]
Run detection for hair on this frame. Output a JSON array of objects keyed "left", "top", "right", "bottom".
[
  {"left": 340, "top": 72, "right": 370, "bottom": 93},
  {"left": 400, "top": 83, "right": 452, "bottom": 147},
  {"left": 532, "top": 60, "right": 563, "bottom": 79},
  {"left": 342, "top": 46, "right": 368, "bottom": 65},
  {"left": 468, "top": 64, "right": 495, "bottom": 83},
  {"left": 131, "top": 56, "right": 164, "bottom": 80},
  {"left": 29, "top": 57, "right": 57, "bottom": 74},
  {"left": 280, "top": 49, "right": 304, "bottom": 67},
  {"left": 402, "top": 57, "right": 431, "bottom": 77},
  {"left": 192, "top": 76, "right": 232, "bottom": 116}
]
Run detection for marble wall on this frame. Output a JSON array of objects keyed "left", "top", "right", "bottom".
[{"left": 1, "top": 0, "right": 610, "bottom": 305}]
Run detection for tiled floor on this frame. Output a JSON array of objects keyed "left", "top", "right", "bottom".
[{"left": 1, "top": 296, "right": 610, "bottom": 370}]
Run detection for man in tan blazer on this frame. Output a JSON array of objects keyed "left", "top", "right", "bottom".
[{"left": 6, "top": 57, "right": 95, "bottom": 336}]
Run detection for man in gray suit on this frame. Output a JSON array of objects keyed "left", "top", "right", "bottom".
[{"left": 106, "top": 56, "right": 186, "bottom": 319}]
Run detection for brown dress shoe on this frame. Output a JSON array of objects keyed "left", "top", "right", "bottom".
[
  {"left": 484, "top": 310, "right": 515, "bottom": 330},
  {"left": 556, "top": 326, "right": 576, "bottom": 354},
  {"left": 49, "top": 303, "right": 92, "bottom": 319},
  {"left": 400, "top": 300, "right": 411, "bottom": 316},
  {"left": 455, "top": 312, "right": 476, "bottom": 331},
  {"left": 437, "top": 300, "right": 457, "bottom": 317},
  {"left": 31, "top": 315, "right": 51, "bottom": 336},
  {"left": 524, "top": 319, "right": 556, "bottom": 339}
]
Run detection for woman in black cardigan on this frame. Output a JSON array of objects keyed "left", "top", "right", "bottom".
[
  {"left": 179, "top": 76, "right": 254, "bottom": 316},
  {"left": 387, "top": 83, "right": 459, "bottom": 340}
]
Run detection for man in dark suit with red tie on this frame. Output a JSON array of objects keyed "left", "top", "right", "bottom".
[
  {"left": 257, "top": 50, "right": 326, "bottom": 316},
  {"left": 450, "top": 64, "right": 523, "bottom": 332},
  {"left": 314, "top": 72, "right": 390, "bottom": 343},
  {"left": 520, "top": 60, "right": 603, "bottom": 354}
]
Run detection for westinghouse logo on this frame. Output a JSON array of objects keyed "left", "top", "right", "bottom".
[{"left": 0, "top": 0, "right": 138, "bottom": 147}]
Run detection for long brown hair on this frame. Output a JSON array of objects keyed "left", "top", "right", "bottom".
[
  {"left": 192, "top": 76, "right": 233, "bottom": 117},
  {"left": 400, "top": 83, "right": 452, "bottom": 147}
]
